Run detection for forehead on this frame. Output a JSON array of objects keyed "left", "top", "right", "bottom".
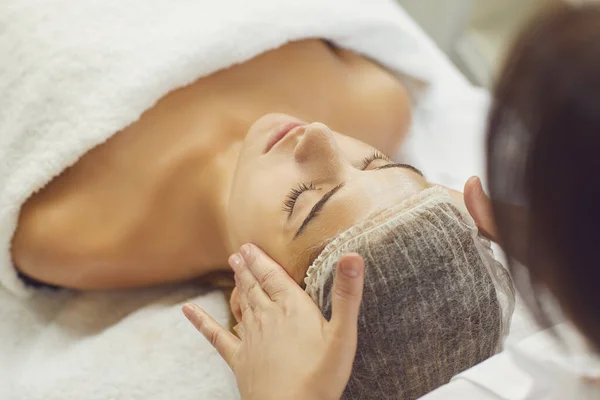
[{"left": 288, "top": 167, "right": 430, "bottom": 276}]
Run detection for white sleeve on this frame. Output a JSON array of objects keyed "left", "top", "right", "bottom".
[
  {"left": 439, "top": 324, "right": 600, "bottom": 400},
  {"left": 419, "top": 379, "right": 502, "bottom": 400}
]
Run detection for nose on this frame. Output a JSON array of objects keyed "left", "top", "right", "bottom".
[{"left": 293, "top": 123, "right": 343, "bottom": 174}]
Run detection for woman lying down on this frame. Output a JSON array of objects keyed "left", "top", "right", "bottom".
[
  {"left": 11, "top": 112, "right": 515, "bottom": 398},
  {"left": 1, "top": 1, "right": 513, "bottom": 399}
]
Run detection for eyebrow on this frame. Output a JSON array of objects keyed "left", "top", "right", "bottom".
[
  {"left": 294, "top": 183, "right": 345, "bottom": 239},
  {"left": 375, "top": 163, "right": 424, "bottom": 177}
]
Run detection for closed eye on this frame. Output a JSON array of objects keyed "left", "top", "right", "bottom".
[
  {"left": 292, "top": 161, "right": 425, "bottom": 239},
  {"left": 282, "top": 182, "right": 318, "bottom": 218},
  {"left": 359, "top": 150, "right": 424, "bottom": 176},
  {"left": 360, "top": 150, "right": 391, "bottom": 170}
]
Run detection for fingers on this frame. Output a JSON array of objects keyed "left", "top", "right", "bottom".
[
  {"left": 229, "top": 253, "right": 272, "bottom": 311},
  {"left": 229, "top": 287, "right": 243, "bottom": 324},
  {"left": 239, "top": 244, "right": 296, "bottom": 302},
  {"left": 330, "top": 253, "right": 364, "bottom": 337},
  {"left": 182, "top": 303, "right": 240, "bottom": 366},
  {"left": 464, "top": 176, "right": 501, "bottom": 244},
  {"left": 232, "top": 322, "right": 246, "bottom": 340},
  {"left": 234, "top": 275, "right": 252, "bottom": 317}
]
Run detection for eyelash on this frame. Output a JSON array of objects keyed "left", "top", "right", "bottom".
[
  {"left": 283, "top": 182, "right": 317, "bottom": 215},
  {"left": 360, "top": 150, "right": 391, "bottom": 170},
  {"left": 282, "top": 151, "right": 390, "bottom": 216}
]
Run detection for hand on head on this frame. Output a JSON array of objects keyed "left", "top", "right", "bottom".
[
  {"left": 182, "top": 176, "right": 501, "bottom": 400},
  {"left": 183, "top": 244, "right": 365, "bottom": 400},
  {"left": 433, "top": 176, "right": 500, "bottom": 244}
]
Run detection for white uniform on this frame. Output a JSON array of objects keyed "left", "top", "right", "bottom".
[{"left": 422, "top": 322, "right": 600, "bottom": 400}]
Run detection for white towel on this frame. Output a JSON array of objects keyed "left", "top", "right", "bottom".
[
  {"left": 0, "top": 1, "right": 467, "bottom": 399},
  {"left": 0, "top": 283, "right": 239, "bottom": 400}
]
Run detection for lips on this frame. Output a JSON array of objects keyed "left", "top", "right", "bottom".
[{"left": 264, "top": 121, "right": 306, "bottom": 153}]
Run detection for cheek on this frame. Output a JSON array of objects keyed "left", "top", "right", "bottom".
[
  {"left": 274, "top": 242, "right": 313, "bottom": 285},
  {"left": 227, "top": 184, "right": 249, "bottom": 246},
  {"left": 288, "top": 262, "right": 308, "bottom": 285},
  {"left": 228, "top": 185, "right": 284, "bottom": 250}
]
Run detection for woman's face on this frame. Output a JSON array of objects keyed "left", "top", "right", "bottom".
[{"left": 227, "top": 113, "right": 431, "bottom": 282}]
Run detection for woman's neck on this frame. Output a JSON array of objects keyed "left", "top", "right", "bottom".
[{"left": 199, "top": 139, "right": 242, "bottom": 265}]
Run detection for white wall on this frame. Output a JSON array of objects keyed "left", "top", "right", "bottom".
[
  {"left": 396, "top": 0, "right": 473, "bottom": 53},
  {"left": 397, "top": 0, "right": 562, "bottom": 87}
]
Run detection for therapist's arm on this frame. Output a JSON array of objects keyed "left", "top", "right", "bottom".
[{"left": 183, "top": 244, "right": 364, "bottom": 400}]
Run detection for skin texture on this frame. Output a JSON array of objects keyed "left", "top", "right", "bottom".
[{"left": 11, "top": 40, "right": 417, "bottom": 290}]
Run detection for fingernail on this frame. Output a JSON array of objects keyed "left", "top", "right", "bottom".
[
  {"left": 240, "top": 244, "right": 251, "bottom": 259},
  {"left": 229, "top": 253, "right": 243, "bottom": 270},
  {"left": 341, "top": 259, "right": 361, "bottom": 278},
  {"left": 182, "top": 303, "right": 195, "bottom": 318}
]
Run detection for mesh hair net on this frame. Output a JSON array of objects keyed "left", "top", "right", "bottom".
[{"left": 304, "top": 187, "right": 515, "bottom": 400}]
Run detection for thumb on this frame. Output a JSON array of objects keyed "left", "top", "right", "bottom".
[
  {"left": 330, "top": 253, "right": 364, "bottom": 337},
  {"left": 464, "top": 176, "right": 501, "bottom": 244}
]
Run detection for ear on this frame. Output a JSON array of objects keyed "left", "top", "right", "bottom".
[{"left": 229, "top": 287, "right": 242, "bottom": 323}]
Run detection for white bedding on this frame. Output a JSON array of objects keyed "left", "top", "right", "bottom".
[
  {"left": 0, "top": 285, "right": 238, "bottom": 400},
  {"left": 0, "top": 1, "right": 538, "bottom": 399}
]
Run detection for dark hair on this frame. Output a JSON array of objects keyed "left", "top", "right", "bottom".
[{"left": 487, "top": 3, "right": 600, "bottom": 349}]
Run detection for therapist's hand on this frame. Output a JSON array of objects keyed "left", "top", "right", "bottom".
[
  {"left": 183, "top": 244, "right": 364, "bottom": 400},
  {"left": 464, "top": 176, "right": 501, "bottom": 244}
]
